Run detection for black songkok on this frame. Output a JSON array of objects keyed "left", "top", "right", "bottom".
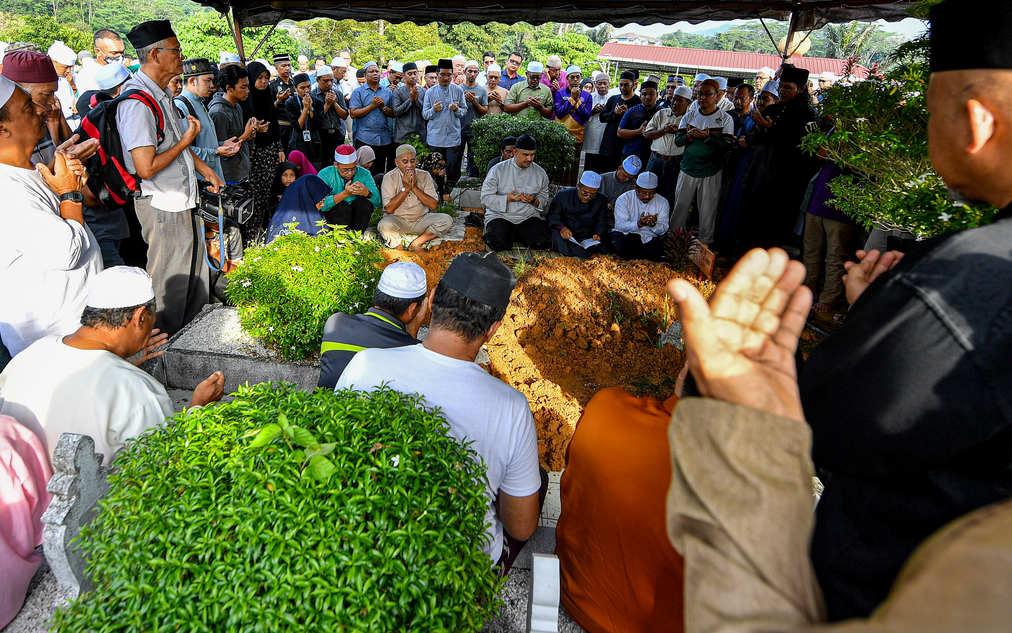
[
  {"left": 501, "top": 135, "right": 517, "bottom": 149},
  {"left": 182, "top": 58, "right": 213, "bottom": 78},
  {"left": 126, "top": 20, "right": 176, "bottom": 50},
  {"left": 620, "top": 71, "right": 636, "bottom": 81},
  {"left": 441, "top": 252, "right": 517, "bottom": 311},
  {"left": 425, "top": 65, "right": 438, "bottom": 75},
  {"left": 514, "top": 134, "right": 537, "bottom": 151},
  {"left": 402, "top": 62, "right": 417, "bottom": 72},
  {"left": 780, "top": 66, "right": 810, "bottom": 86},
  {"left": 437, "top": 58, "right": 453, "bottom": 70},
  {"left": 930, "top": 0, "right": 1012, "bottom": 72}
]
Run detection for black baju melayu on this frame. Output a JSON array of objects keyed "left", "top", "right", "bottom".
[{"left": 546, "top": 188, "right": 611, "bottom": 258}]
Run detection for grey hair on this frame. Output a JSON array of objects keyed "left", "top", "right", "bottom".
[{"left": 135, "top": 38, "right": 171, "bottom": 65}]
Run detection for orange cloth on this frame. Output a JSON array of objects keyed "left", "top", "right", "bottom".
[{"left": 556, "top": 387, "right": 684, "bottom": 633}]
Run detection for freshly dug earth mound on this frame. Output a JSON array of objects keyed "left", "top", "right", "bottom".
[{"left": 382, "top": 228, "right": 715, "bottom": 471}]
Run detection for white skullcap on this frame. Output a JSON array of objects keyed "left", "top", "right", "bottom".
[
  {"left": 363, "top": 60, "right": 379, "bottom": 70},
  {"left": 546, "top": 55, "right": 563, "bottom": 68},
  {"left": 334, "top": 145, "right": 358, "bottom": 164},
  {"left": 565, "top": 64, "right": 581, "bottom": 76},
  {"left": 389, "top": 61, "right": 403, "bottom": 72},
  {"left": 297, "top": 54, "right": 308, "bottom": 62},
  {"left": 316, "top": 66, "right": 333, "bottom": 78},
  {"left": 331, "top": 56, "right": 347, "bottom": 68},
  {"left": 714, "top": 76, "right": 728, "bottom": 90},
  {"left": 758, "top": 66, "right": 775, "bottom": 76},
  {"left": 452, "top": 54, "right": 466, "bottom": 63},
  {"left": 486, "top": 63, "right": 502, "bottom": 73},
  {"left": 760, "top": 80, "right": 779, "bottom": 96},
  {"left": 0, "top": 76, "right": 16, "bottom": 110},
  {"left": 47, "top": 40, "right": 76, "bottom": 66},
  {"left": 96, "top": 63, "right": 131, "bottom": 90},
  {"left": 673, "top": 85, "right": 692, "bottom": 100},
  {"left": 693, "top": 73, "right": 710, "bottom": 82},
  {"left": 219, "top": 51, "right": 240, "bottom": 64},
  {"left": 377, "top": 262, "right": 427, "bottom": 299},
  {"left": 621, "top": 155, "right": 642, "bottom": 176},
  {"left": 636, "top": 171, "right": 658, "bottom": 189},
  {"left": 86, "top": 266, "right": 155, "bottom": 309},
  {"left": 594, "top": 71, "right": 609, "bottom": 82},
  {"left": 527, "top": 61, "right": 544, "bottom": 73},
  {"left": 465, "top": 59, "right": 479, "bottom": 69},
  {"left": 579, "top": 170, "right": 602, "bottom": 188},
  {"left": 820, "top": 71, "right": 836, "bottom": 81}
]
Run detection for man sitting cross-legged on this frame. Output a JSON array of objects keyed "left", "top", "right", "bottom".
[
  {"left": 0, "top": 266, "right": 225, "bottom": 466},
  {"left": 318, "top": 144, "right": 381, "bottom": 231},
  {"left": 337, "top": 252, "right": 545, "bottom": 576},
  {"left": 547, "top": 170, "right": 611, "bottom": 259},
  {"left": 379, "top": 144, "right": 452, "bottom": 251},
  {"left": 480, "top": 133, "right": 551, "bottom": 252},
  {"left": 611, "top": 171, "right": 669, "bottom": 262},
  {"left": 317, "top": 262, "right": 429, "bottom": 390}
]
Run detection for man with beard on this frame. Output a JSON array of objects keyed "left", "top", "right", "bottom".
[{"left": 270, "top": 53, "right": 297, "bottom": 150}]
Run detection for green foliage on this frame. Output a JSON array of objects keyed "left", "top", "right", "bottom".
[
  {"left": 52, "top": 383, "right": 503, "bottom": 632},
  {"left": 529, "top": 30, "right": 603, "bottom": 77},
  {"left": 0, "top": 14, "right": 90, "bottom": 53},
  {"left": 800, "top": 35, "right": 997, "bottom": 238},
  {"left": 225, "top": 227, "right": 383, "bottom": 360},
  {"left": 403, "top": 133, "right": 430, "bottom": 159},
  {"left": 0, "top": 0, "right": 205, "bottom": 52},
  {"left": 176, "top": 11, "right": 298, "bottom": 62},
  {"left": 471, "top": 113, "right": 576, "bottom": 180},
  {"left": 297, "top": 19, "right": 443, "bottom": 66}
]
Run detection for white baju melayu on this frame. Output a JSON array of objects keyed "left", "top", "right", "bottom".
[
  {"left": 0, "top": 335, "right": 174, "bottom": 465},
  {"left": 0, "top": 162, "right": 102, "bottom": 356}
]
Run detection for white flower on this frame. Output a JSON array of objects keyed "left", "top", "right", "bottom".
[
  {"left": 855, "top": 117, "right": 868, "bottom": 123},
  {"left": 268, "top": 326, "right": 274, "bottom": 332},
  {"left": 291, "top": 265, "right": 304, "bottom": 272},
  {"left": 314, "top": 246, "right": 320, "bottom": 252},
  {"left": 940, "top": 212, "right": 952, "bottom": 222},
  {"left": 355, "top": 251, "right": 360, "bottom": 255},
  {"left": 241, "top": 280, "right": 252, "bottom": 288},
  {"left": 273, "top": 247, "right": 279, "bottom": 252},
  {"left": 392, "top": 455, "right": 400, "bottom": 467},
  {"left": 291, "top": 345, "right": 296, "bottom": 349},
  {"left": 952, "top": 200, "right": 966, "bottom": 208}
]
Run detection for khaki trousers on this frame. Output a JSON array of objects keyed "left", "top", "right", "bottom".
[
  {"left": 377, "top": 212, "right": 453, "bottom": 248},
  {"left": 803, "top": 213, "right": 857, "bottom": 307}
]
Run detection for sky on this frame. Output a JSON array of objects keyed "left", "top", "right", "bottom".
[{"left": 618, "top": 17, "right": 927, "bottom": 40}]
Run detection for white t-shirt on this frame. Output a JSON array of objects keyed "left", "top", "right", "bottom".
[
  {"left": 336, "top": 343, "right": 541, "bottom": 564},
  {"left": 678, "top": 106, "right": 735, "bottom": 136},
  {"left": 0, "top": 335, "right": 174, "bottom": 466},
  {"left": 0, "top": 162, "right": 103, "bottom": 356}
]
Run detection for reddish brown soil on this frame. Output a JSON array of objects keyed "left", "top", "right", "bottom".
[{"left": 381, "top": 228, "right": 716, "bottom": 471}]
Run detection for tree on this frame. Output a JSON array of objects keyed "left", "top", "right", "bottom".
[
  {"left": 0, "top": 0, "right": 202, "bottom": 46},
  {"left": 175, "top": 11, "right": 298, "bottom": 63},
  {"left": 582, "top": 23, "right": 613, "bottom": 46},
  {"left": 297, "top": 19, "right": 442, "bottom": 66},
  {"left": 0, "top": 13, "right": 90, "bottom": 52},
  {"left": 529, "top": 30, "right": 602, "bottom": 75}
]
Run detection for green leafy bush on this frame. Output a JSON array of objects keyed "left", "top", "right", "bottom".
[
  {"left": 800, "top": 35, "right": 997, "bottom": 238},
  {"left": 226, "top": 227, "right": 383, "bottom": 360},
  {"left": 53, "top": 384, "right": 502, "bottom": 632},
  {"left": 0, "top": 15, "right": 91, "bottom": 54},
  {"left": 471, "top": 113, "right": 576, "bottom": 180}
]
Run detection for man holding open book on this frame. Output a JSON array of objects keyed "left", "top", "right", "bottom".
[{"left": 547, "top": 170, "right": 611, "bottom": 259}]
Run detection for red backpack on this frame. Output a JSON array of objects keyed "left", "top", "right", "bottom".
[{"left": 76, "top": 89, "right": 165, "bottom": 209}]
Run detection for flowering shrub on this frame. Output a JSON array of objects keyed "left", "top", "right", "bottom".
[
  {"left": 226, "top": 227, "right": 383, "bottom": 360},
  {"left": 800, "top": 36, "right": 998, "bottom": 238},
  {"left": 53, "top": 383, "right": 503, "bottom": 632}
]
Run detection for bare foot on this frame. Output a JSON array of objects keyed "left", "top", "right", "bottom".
[
  {"left": 811, "top": 302, "right": 833, "bottom": 313},
  {"left": 408, "top": 237, "right": 426, "bottom": 252}
]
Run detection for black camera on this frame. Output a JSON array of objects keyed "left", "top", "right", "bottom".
[{"left": 197, "top": 180, "right": 255, "bottom": 226}]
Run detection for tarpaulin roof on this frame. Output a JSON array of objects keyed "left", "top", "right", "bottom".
[{"left": 201, "top": 0, "right": 917, "bottom": 29}]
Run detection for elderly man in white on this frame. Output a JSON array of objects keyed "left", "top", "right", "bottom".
[{"left": 0, "top": 266, "right": 225, "bottom": 465}]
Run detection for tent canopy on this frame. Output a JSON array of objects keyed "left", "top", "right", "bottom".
[{"left": 199, "top": 0, "right": 917, "bottom": 29}]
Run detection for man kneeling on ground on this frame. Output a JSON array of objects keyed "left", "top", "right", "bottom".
[
  {"left": 337, "top": 252, "right": 545, "bottom": 576},
  {"left": 611, "top": 171, "right": 669, "bottom": 261},
  {"left": 0, "top": 267, "right": 225, "bottom": 465},
  {"left": 548, "top": 170, "right": 610, "bottom": 258},
  {"left": 379, "top": 144, "right": 452, "bottom": 251},
  {"left": 317, "top": 262, "right": 429, "bottom": 390},
  {"left": 480, "top": 134, "right": 551, "bottom": 252}
]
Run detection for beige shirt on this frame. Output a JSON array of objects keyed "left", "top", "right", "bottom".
[
  {"left": 486, "top": 86, "right": 509, "bottom": 115},
  {"left": 380, "top": 167, "right": 437, "bottom": 223},
  {"left": 645, "top": 108, "right": 685, "bottom": 157}
]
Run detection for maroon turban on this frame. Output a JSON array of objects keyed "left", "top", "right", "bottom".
[{"left": 1, "top": 50, "right": 58, "bottom": 84}]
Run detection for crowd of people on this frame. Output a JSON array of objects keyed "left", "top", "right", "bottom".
[{"left": 3, "top": 1, "right": 1012, "bottom": 630}]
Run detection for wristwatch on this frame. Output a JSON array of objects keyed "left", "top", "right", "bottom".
[{"left": 59, "top": 190, "right": 84, "bottom": 203}]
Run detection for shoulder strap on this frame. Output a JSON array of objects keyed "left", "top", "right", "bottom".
[
  {"left": 121, "top": 89, "right": 165, "bottom": 145},
  {"left": 174, "top": 96, "right": 197, "bottom": 120}
]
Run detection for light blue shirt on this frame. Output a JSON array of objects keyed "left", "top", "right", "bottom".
[
  {"left": 349, "top": 83, "right": 393, "bottom": 146},
  {"left": 422, "top": 83, "right": 466, "bottom": 148},
  {"left": 174, "top": 89, "right": 223, "bottom": 181}
]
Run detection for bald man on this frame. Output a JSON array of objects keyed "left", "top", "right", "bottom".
[{"left": 799, "top": 0, "right": 1012, "bottom": 621}]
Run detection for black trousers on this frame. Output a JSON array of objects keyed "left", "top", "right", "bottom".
[
  {"left": 324, "top": 196, "right": 373, "bottom": 231},
  {"left": 355, "top": 139, "right": 393, "bottom": 180},
  {"left": 610, "top": 231, "right": 666, "bottom": 262},
  {"left": 320, "top": 129, "right": 344, "bottom": 167},
  {"left": 483, "top": 217, "right": 552, "bottom": 251},
  {"left": 551, "top": 230, "right": 608, "bottom": 259}
]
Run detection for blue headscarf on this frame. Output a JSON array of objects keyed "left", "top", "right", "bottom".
[{"left": 265, "top": 175, "right": 332, "bottom": 242}]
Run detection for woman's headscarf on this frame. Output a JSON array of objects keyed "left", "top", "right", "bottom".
[
  {"left": 247, "top": 61, "right": 280, "bottom": 147},
  {"left": 271, "top": 160, "right": 299, "bottom": 199},
  {"left": 288, "top": 150, "right": 318, "bottom": 176},
  {"left": 265, "top": 175, "right": 332, "bottom": 242},
  {"left": 356, "top": 145, "right": 376, "bottom": 166}
]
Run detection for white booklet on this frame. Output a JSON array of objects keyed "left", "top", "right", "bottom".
[{"left": 569, "top": 236, "right": 601, "bottom": 249}]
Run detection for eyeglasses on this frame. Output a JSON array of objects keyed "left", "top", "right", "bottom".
[{"left": 155, "top": 47, "right": 184, "bottom": 57}]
